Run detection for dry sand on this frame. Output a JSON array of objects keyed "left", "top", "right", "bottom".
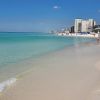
[{"left": 1, "top": 43, "right": 100, "bottom": 100}]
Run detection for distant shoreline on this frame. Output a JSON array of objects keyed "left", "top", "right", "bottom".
[{"left": 57, "top": 33, "right": 99, "bottom": 38}]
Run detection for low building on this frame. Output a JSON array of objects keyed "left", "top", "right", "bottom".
[
  {"left": 93, "top": 25, "right": 100, "bottom": 33},
  {"left": 70, "top": 26, "right": 74, "bottom": 33}
]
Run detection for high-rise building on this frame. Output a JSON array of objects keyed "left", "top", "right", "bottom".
[
  {"left": 75, "top": 19, "right": 82, "bottom": 33},
  {"left": 81, "top": 20, "right": 88, "bottom": 32},
  {"left": 74, "top": 19, "right": 96, "bottom": 33}
]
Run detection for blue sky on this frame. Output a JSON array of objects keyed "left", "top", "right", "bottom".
[{"left": 0, "top": 0, "right": 100, "bottom": 32}]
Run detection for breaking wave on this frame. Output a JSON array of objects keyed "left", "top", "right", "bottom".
[{"left": 0, "top": 78, "right": 17, "bottom": 92}]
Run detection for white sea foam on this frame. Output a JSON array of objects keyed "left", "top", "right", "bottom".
[{"left": 0, "top": 78, "right": 17, "bottom": 92}]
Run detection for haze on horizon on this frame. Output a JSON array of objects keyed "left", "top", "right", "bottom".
[{"left": 0, "top": 0, "right": 100, "bottom": 32}]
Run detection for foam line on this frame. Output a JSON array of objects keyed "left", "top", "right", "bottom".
[{"left": 0, "top": 78, "right": 17, "bottom": 92}]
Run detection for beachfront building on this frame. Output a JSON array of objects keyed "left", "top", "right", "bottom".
[
  {"left": 70, "top": 26, "right": 74, "bottom": 33},
  {"left": 75, "top": 19, "right": 82, "bottom": 33},
  {"left": 74, "top": 19, "right": 96, "bottom": 33}
]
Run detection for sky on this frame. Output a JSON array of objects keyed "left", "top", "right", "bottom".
[{"left": 0, "top": 0, "right": 100, "bottom": 32}]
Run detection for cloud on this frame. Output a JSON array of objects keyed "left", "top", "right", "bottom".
[{"left": 53, "top": 5, "right": 61, "bottom": 9}]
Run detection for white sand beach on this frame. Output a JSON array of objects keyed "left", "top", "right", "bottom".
[{"left": 1, "top": 42, "right": 100, "bottom": 100}]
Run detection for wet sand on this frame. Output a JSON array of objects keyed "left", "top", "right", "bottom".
[{"left": 1, "top": 43, "right": 100, "bottom": 100}]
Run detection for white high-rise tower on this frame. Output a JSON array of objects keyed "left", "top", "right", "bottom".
[{"left": 74, "top": 19, "right": 82, "bottom": 33}]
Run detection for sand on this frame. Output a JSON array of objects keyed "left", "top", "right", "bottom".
[{"left": 1, "top": 43, "right": 100, "bottom": 100}]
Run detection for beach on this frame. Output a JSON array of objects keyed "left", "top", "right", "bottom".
[
  {"left": 0, "top": 0, "right": 99, "bottom": 99},
  {"left": 1, "top": 42, "right": 100, "bottom": 100}
]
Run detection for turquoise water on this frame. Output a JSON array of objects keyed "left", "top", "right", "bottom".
[
  {"left": 0, "top": 32, "right": 95, "bottom": 67},
  {"left": 0, "top": 32, "right": 95, "bottom": 84},
  {"left": 0, "top": 32, "right": 95, "bottom": 92}
]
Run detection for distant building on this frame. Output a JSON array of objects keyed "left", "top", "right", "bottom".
[
  {"left": 93, "top": 25, "right": 100, "bottom": 33},
  {"left": 70, "top": 26, "right": 74, "bottom": 33},
  {"left": 74, "top": 19, "right": 96, "bottom": 33},
  {"left": 75, "top": 19, "right": 82, "bottom": 33}
]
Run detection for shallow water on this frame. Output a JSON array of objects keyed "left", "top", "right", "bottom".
[
  {"left": 0, "top": 32, "right": 95, "bottom": 92},
  {"left": 0, "top": 32, "right": 95, "bottom": 67},
  {"left": 1, "top": 43, "right": 100, "bottom": 100}
]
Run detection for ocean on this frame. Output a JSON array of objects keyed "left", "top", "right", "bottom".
[{"left": 0, "top": 32, "right": 95, "bottom": 92}]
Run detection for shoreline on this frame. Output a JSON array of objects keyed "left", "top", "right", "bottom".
[
  {"left": 0, "top": 40, "right": 98, "bottom": 93},
  {"left": 57, "top": 33, "right": 99, "bottom": 38},
  {"left": 1, "top": 40, "right": 100, "bottom": 100},
  {"left": 0, "top": 37, "right": 96, "bottom": 83}
]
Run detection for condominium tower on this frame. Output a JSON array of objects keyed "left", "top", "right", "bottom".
[{"left": 74, "top": 19, "right": 96, "bottom": 33}]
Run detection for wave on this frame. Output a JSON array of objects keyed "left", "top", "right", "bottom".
[{"left": 0, "top": 78, "right": 17, "bottom": 92}]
